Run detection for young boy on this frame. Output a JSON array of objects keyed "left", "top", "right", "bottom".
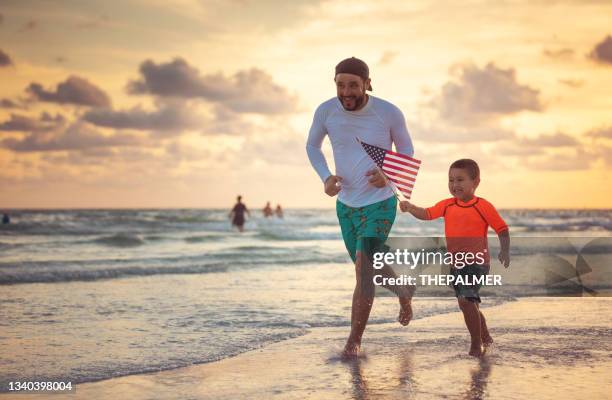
[{"left": 400, "top": 159, "right": 510, "bottom": 357}]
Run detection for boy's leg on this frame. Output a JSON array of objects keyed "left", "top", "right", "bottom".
[
  {"left": 458, "top": 297, "right": 483, "bottom": 357},
  {"left": 453, "top": 264, "right": 490, "bottom": 355},
  {"left": 478, "top": 306, "right": 493, "bottom": 347}
]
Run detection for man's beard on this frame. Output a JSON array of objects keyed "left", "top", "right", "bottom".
[{"left": 339, "top": 92, "right": 366, "bottom": 111}]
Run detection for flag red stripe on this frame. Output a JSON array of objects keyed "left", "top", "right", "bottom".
[
  {"left": 383, "top": 168, "right": 416, "bottom": 183},
  {"left": 389, "top": 177, "right": 414, "bottom": 189},
  {"left": 384, "top": 155, "right": 421, "bottom": 170},
  {"left": 387, "top": 151, "right": 421, "bottom": 164}
]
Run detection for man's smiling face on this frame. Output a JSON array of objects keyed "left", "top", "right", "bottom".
[{"left": 335, "top": 73, "right": 369, "bottom": 111}]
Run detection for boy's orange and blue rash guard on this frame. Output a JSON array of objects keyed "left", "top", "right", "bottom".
[{"left": 426, "top": 197, "right": 508, "bottom": 264}]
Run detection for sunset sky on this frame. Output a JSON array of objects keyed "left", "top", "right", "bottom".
[{"left": 0, "top": 0, "right": 611, "bottom": 209}]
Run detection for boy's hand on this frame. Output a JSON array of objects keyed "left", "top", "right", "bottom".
[
  {"left": 324, "top": 175, "right": 343, "bottom": 197},
  {"left": 399, "top": 201, "right": 412, "bottom": 212},
  {"left": 498, "top": 250, "right": 510, "bottom": 268}
]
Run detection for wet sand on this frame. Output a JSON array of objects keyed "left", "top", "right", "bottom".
[{"left": 2, "top": 297, "right": 611, "bottom": 400}]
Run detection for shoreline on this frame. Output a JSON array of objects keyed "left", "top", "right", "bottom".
[{"left": 2, "top": 297, "right": 610, "bottom": 400}]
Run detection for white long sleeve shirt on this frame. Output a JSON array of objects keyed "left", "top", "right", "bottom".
[{"left": 306, "top": 95, "right": 414, "bottom": 208}]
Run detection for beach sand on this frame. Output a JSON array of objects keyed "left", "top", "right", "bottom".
[{"left": 3, "top": 297, "right": 610, "bottom": 400}]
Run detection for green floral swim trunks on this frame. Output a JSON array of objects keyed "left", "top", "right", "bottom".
[{"left": 336, "top": 195, "right": 397, "bottom": 263}]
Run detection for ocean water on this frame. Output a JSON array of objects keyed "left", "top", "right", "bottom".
[{"left": 0, "top": 208, "right": 610, "bottom": 389}]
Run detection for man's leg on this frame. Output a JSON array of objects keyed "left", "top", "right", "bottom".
[
  {"left": 344, "top": 250, "right": 375, "bottom": 357},
  {"left": 377, "top": 263, "right": 414, "bottom": 325},
  {"left": 337, "top": 201, "right": 369, "bottom": 356},
  {"left": 360, "top": 196, "right": 413, "bottom": 326}
]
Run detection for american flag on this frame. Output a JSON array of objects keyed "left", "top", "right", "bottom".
[{"left": 357, "top": 138, "right": 421, "bottom": 199}]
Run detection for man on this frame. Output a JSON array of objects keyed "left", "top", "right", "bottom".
[
  {"left": 229, "top": 195, "right": 250, "bottom": 233},
  {"left": 306, "top": 57, "right": 415, "bottom": 357}
]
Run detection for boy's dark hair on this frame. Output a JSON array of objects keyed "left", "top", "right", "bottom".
[{"left": 450, "top": 159, "right": 480, "bottom": 180}]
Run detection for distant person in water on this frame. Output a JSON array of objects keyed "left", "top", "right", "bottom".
[
  {"left": 2, "top": 213, "right": 9, "bottom": 224},
  {"left": 275, "top": 204, "right": 283, "bottom": 218},
  {"left": 229, "top": 196, "right": 250, "bottom": 232},
  {"left": 263, "top": 202, "right": 273, "bottom": 217}
]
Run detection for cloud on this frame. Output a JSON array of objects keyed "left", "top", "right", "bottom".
[
  {"left": 0, "top": 49, "right": 13, "bottom": 67},
  {"left": 241, "top": 129, "right": 307, "bottom": 166},
  {"left": 84, "top": 100, "right": 202, "bottom": 136},
  {"left": 523, "top": 148, "right": 593, "bottom": 171},
  {"left": 433, "top": 62, "right": 543, "bottom": 123},
  {"left": 1, "top": 121, "right": 144, "bottom": 152},
  {"left": 589, "top": 35, "right": 612, "bottom": 65},
  {"left": 542, "top": 48, "right": 574, "bottom": 59},
  {"left": 0, "top": 112, "right": 65, "bottom": 132},
  {"left": 378, "top": 51, "right": 398, "bottom": 66},
  {"left": 492, "top": 133, "right": 578, "bottom": 157},
  {"left": 518, "top": 132, "right": 578, "bottom": 147},
  {"left": 75, "top": 14, "right": 110, "bottom": 29},
  {"left": 597, "top": 145, "right": 612, "bottom": 166},
  {"left": 558, "top": 78, "right": 584, "bottom": 88},
  {"left": 586, "top": 126, "right": 612, "bottom": 140},
  {"left": 20, "top": 19, "right": 37, "bottom": 31},
  {"left": 488, "top": 126, "right": 612, "bottom": 170},
  {"left": 203, "top": 106, "right": 256, "bottom": 136},
  {"left": 0, "top": 99, "right": 21, "bottom": 109},
  {"left": 26, "top": 75, "right": 112, "bottom": 107},
  {"left": 408, "top": 118, "right": 515, "bottom": 143},
  {"left": 84, "top": 100, "right": 254, "bottom": 137},
  {"left": 127, "top": 58, "right": 298, "bottom": 114}
]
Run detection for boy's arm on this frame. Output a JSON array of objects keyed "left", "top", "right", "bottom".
[
  {"left": 498, "top": 229, "right": 510, "bottom": 268},
  {"left": 399, "top": 201, "right": 428, "bottom": 220}
]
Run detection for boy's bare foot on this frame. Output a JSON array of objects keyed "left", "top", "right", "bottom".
[
  {"left": 342, "top": 340, "right": 361, "bottom": 358},
  {"left": 469, "top": 341, "right": 484, "bottom": 357},
  {"left": 482, "top": 335, "right": 494, "bottom": 348},
  {"left": 398, "top": 297, "right": 412, "bottom": 326}
]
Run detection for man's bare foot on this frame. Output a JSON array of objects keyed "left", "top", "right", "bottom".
[
  {"left": 482, "top": 335, "right": 493, "bottom": 348},
  {"left": 398, "top": 297, "right": 413, "bottom": 326},
  {"left": 342, "top": 340, "right": 361, "bottom": 358},
  {"left": 469, "top": 342, "right": 484, "bottom": 357}
]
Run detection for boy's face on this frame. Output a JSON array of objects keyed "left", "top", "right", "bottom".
[{"left": 448, "top": 168, "right": 480, "bottom": 202}]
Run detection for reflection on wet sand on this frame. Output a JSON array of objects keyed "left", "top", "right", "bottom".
[
  {"left": 463, "top": 357, "right": 492, "bottom": 400},
  {"left": 345, "top": 350, "right": 493, "bottom": 400},
  {"left": 346, "top": 351, "right": 416, "bottom": 399}
]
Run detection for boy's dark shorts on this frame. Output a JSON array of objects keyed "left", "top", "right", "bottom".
[{"left": 450, "top": 264, "right": 490, "bottom": 304}]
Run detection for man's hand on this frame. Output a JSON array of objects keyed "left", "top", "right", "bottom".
[
  {"left": 366, "top": 167, "right": 388, "bottom": 188},
  {"left": 498, "top": 250, "right": 510, "bottom": 268},
  {"left": 324, "top": 175, "right": 343, "bottom": 197}
]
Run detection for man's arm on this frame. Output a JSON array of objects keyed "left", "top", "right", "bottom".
[
  {"left": 498, "top": 229, "right": 510, "bottom": 268},
  {"left": 306, "top": 105, "right": 343, "bottom": 196},
  {"left": 306, "top": 106, "right": 333, "bottom": 184},
  {"left": 389, "top": 106, "right": 414, "bottom": 157}
]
